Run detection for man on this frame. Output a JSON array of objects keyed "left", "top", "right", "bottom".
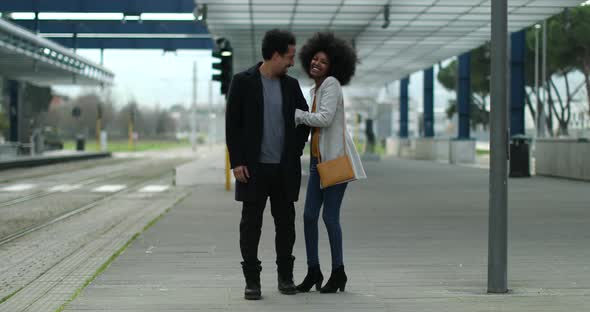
[{"left": 225, "top": 29, "right": 310, "bottom": 300}]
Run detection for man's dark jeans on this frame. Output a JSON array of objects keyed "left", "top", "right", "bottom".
[{"left": 239, "top": 163, "right": 296, "bottom": 277}]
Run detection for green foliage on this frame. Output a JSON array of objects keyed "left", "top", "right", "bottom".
[
  {"left": 445, "top": 99, "right": 456, "bottom": 119},
  {"left": 437, "top": 44, "right": 491, "bottom": 96},
  {"left": 437, "top": 60, "right": 457, "bottom": 91},
  {"left": 470, "top": 44, "right": 491, "bottom": 99},
  {"left": 23, "top": 83, "right": 52, "bottom": 115},
  {"left": 437, "top": 44, "right": 491, "bottom": 128},
  {"left": 0, "top": 111, "right": 8, "bottom": 135},
  {"left": 63, "top": 139, "right": 190, "bottom": 152},
  {"left": 444, "top": 99, "right": 490, "bottom": 129},
  {"left": 523, "top": 6, "right": 590, "bottom": 135},
  {"left": 440, "top": 5, "right": 590, "bottom": 135},
  {"left": 567, "top": 6, "right": 590, "bottom": 113}
]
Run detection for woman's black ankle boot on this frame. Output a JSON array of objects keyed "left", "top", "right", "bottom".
[
  {"left": 320, "top": 265, "right": 347, "bottom": 293},
  {"left": 296, "top": 265, "right": 324, "bottom": 292}
]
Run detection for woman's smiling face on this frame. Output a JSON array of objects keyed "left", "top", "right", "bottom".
[{"left": 309, "top": 51, "right": 330, "bottom": 79}]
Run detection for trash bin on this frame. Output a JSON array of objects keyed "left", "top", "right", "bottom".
[
  {"left": 75, "top": 135, "right": 85, "bottom": 151},
  {"left": 509, "top": 135, "right": 530, "bottom": 177}
]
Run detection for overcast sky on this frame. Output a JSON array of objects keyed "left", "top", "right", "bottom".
[
  {"left": 53, "top": 49, "right": 225, "bottom": 110},
  {"left": 50, "top": 47, "right": 587, "bottom": 122},
  {"left": 52, "top": 48, "right": 457, "bottom": 112}
]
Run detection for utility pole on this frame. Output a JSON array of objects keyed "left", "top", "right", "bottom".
[
  {"left": 541, "top": 19, "right": 548, "bottom": 136},
  {"left": 488, "top": 0, "right": 509, "bottom": 294},
  {"left": 128, "top": 104, "right": 135, "bottom": 151},
  {"left": 209, "top": 79, "right": 214, "bottom": 145},
  {"left": 191, "top": 61, "right": 198, "bottom": 151},
  {"left": 534, "top": 25, "right": 541, "bottom": 137},
  {"left": 97, "top": 48, "right": 104, "bottom": 151}
]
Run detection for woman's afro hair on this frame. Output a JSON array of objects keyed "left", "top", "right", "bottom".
[{"left": 299, "top": 32, "right": 358, "bottom": 86}]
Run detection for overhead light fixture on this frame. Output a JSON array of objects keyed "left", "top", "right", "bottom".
[
  {"left": 162, "top": 48, "right": 178, "bottom": 56},
  {"left": 123, "top": 14, "right": 141, "bottom": 22},
  {"left": 8, "top": 12, "right": 35, "bottom": 20},
  {"left": 193, "top": 3, "right": 208, "bottom": 22},
  {"left": 141, "top": 13, "right": 194, "bottom": 21},
  {"left": 382, "top": 4, "right": 390, "bottom": 29},
  {"left": 40, "top": 12, "right": 124, "bottom": 20}
]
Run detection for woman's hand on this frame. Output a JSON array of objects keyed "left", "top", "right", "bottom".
[{"left": 294, "top": 109, "right": 305, "bottom": 126}]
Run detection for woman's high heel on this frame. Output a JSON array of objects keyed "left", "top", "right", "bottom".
[
  {"left": 320, "top": 265, "right": 347, "bottom": 293},
  {"left": 296, "top": 266, "right": 324, "bottom": 292}
]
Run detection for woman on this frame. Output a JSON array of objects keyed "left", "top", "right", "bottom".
[{"left": 294, "top": 32, "right": 366, "bottom": 293}]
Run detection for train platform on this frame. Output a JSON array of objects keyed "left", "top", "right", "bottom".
[
  {"left": 53, "top": 146, "right": 589, "bottom": 312},
  {"left": 0, "top": 150, "right": 111, "bottom": 170}
]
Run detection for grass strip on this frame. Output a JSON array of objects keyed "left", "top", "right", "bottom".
[{"left": 54, "top": 192, "right": 190, "bottom": 312}]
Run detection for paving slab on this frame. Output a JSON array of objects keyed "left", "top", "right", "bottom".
[{"left": 64, "top": 153, "right": 590, "bottom": 311}]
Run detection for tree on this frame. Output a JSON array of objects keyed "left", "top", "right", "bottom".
[
  {"left": 437, "top": 44, "right": 491, "bottom": 129},
  {"left": 0, "top": 111, "right": 8, "bottom": 138},
  {"left": 42, "top": 90, "right": 179, "bottom": 141},
  {"left": 155, "top": 107, "right": 176, "bottom": 136},
  {"left": 524, "top": 6, "right": 590, "bottom": 136},
  {"left": 22, "top": 84, "right": 52, "bottom": 115},
  {"left": 440, "top": 7, "right": 589, "bottom": 137},
  {"left": 19, "top": 83, "right": 51, "bottom": 136},
  {"left": 567, "top": 6, "right": 590, "bottom": 115}
]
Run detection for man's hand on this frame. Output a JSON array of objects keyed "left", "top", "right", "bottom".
[{"left": 233, "top": 166, "right": 250, "bottom": 183}]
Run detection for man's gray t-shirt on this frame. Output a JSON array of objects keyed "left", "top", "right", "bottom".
[{"left": 259, "top": 75, "right": 285, "bottom": 164}]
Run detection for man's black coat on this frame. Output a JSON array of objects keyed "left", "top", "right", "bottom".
[{"left": 225, "top": 63, "right": 310, "bottom": 202}]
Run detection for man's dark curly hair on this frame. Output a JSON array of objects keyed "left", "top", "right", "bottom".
[
  {"left": 261, "top": 29, "right": 296, "bottom": 60},
  {"left": 299, "top": 32, "right": 358, "bottom": 86}
]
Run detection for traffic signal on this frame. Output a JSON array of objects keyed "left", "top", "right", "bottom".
[
  {"left": 212, "top": 38, "right": 233, "bottom": 95},
  {"left": 72, "top": 106, "right": 81, "bottom": 118}
]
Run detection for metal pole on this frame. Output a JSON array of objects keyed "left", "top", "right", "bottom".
[
  {"left": 510, "top": 31, "right": 526, "bottom": 137},
  {"left": 541, "top": 19, "right": 548, "bottom": 136},
  {"left": 488, "top": 0, "right": 509, "bottom": 294},
  {"left": 354, "top": 113, "right": 360, "bottom": 148},
  {"left": 400, "top": 77, "right": 409, "bottom": 138},
  {"left": 225, "top": 147, "right": 231, "bottom": 191},
  {"left": 423, "top": 67, "right": 434, "bottom": 138},
  {"left": 8, "top": 80, "right": 20, "bottom": 143},
  {"left": 97, "top": 48, "right": 104, "bottom": 150},
  {"left": 34, "top": 12, "right": 39, "bottom": 34},
  {"left": 96, "top": 107, "right": 101, "bottom": 151},
  {"left": 72, "top": 30, "right": 78, "bottom": 83},
  {"left": 193, "top": 61, "right": 198, "bottom": 145},
  {"left": 209, "top": 79, "right": 214, "bottom": 145},
  {"left": 534, "top": 26, "right": 541, "bottom": 136},
  {"left": 458, "top": 53, "right": 471, "bottom": 139},
  {"left": 128, "top": 107, "right": 134, "bottom": 151}
]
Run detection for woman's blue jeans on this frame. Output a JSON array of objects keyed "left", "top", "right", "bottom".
[{"left": 303, "top": 157, "right": 348, "bottom": 270}]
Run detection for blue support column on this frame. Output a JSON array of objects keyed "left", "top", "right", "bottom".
[
  {"left": 8, "top": 80, "right": 20, "bottom": 143},
  {"left": 510, "top": 30, "right": 526, "bottom": 137},
  {"left": 458, "top": 52, "right": 471, "bottom": 139},
  {"left": 423, "top": 67, "right": 434, "bottom": 137},
  {"left": 399, "top": 77, "right": 409, "bottom": 138}
]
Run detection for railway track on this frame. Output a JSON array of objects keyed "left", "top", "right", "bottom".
[{"left": 0, "top": 158, "right": 190, "bottom": 246}]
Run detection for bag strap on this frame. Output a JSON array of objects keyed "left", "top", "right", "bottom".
[
  {"left": 313, "top": 92, "right": 323, "bottom": 164},
  {"left": 316, "top": 88, "right": 347, "bottom": 163}
]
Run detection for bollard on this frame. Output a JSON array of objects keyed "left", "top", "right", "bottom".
[{"left": 225, "top": 147, "right": 231, "bottom": 191}]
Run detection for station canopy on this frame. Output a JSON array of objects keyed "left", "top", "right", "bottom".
[
  {"left": 0, "top": 18, "right": 113, "bottom": 86},
  {"left": 202, "top": 0, "right": 585, "bottom": 85}
]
